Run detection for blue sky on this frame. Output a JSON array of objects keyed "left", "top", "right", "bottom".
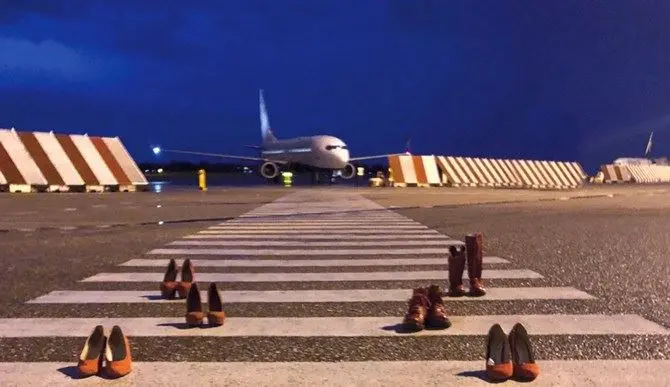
[{"left": 1, "top": 1, "right": 669, "bottom": 172}]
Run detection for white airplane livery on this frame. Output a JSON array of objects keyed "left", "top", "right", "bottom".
[{"left": 158, "top": 90, "right": 407, "bottom": 181}]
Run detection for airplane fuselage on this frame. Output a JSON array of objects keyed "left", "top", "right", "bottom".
[{"left": 261, "top": 135, "right": 350, "bottom": 170}]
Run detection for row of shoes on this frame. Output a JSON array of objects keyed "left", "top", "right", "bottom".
[
  {"left": 77, "top": 325, "right": 132, "bottom": 378},
  {"left": 486, "top": 322, "right": 540, "bottom": 382}
]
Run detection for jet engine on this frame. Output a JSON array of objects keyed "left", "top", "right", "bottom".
[
  {"left": 260, "top": 161, "right": 280, "bottom": 179},
  {"left": 340, "top": 163, "right": 356, "bottom": 179}
]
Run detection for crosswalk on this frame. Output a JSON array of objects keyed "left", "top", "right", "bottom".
[{"left": 1, "top": 190, "right": 668, "bottom": 385}]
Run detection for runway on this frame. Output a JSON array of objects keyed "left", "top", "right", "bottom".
[{"left": 0, "top": 186, "right": 669, "bottom": 385}]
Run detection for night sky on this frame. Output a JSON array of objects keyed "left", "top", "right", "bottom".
[{"left": 1, "top": 1, "right": 669, "bottom": 173}]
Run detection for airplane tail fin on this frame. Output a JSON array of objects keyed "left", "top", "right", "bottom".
[
  {"left": 644, "top": 131, "right": 653, "bottom": 156},
  {"left": 260, "top": 89, "right": 278, "bottom": 144}
]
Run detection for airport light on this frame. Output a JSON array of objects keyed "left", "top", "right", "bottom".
[{"left": 152, "top": 146, "right": 161, "bottom": 155}]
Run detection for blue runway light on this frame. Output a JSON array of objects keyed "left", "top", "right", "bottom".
[{"left": 152, "top": 146, "right": 161, "bottom": 155}]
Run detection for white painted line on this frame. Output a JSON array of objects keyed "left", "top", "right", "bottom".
[
  {"left": 0, "top": 315, "right": 666, "bottom": 337},
  {"left": 80, "top": 270, "right": 543, "bottom": 282},
  {"left": 222, "top": 220, "right": 418, "bottom": 225},
  {"left": 197, "top": 230, "right": 443, "bottom": 235},
  {"left": 169, "top": 240, "right": 461, "bottom": 247},
  {"left": 121, "top": 257, "right": 510, "bottom": 267},
  {"left": 147, "top": 248, "right": 461, "bottom": 256},
  {"left": 27, "top": 287, "right": 593, "bottom": 304},
  {"left": 185, "top": 234, "right": 452, "bottom": 240},
  {"left": 1, "top": 360, "right": 668, "bottom": 386},
  {"left": 208, "top": 225, "right": 429, "bottom": 230}
]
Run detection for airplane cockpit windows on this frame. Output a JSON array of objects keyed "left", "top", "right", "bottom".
[{"left": 326, "top": 145, "right": 347, "bottom": 150}]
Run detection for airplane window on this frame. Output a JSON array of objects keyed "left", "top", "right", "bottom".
[{"left": 326, "top": 145, "right": 346, "bottom": 150}]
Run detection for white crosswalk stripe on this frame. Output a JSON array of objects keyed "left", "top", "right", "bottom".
[
  {"left": 119, "top": 257, "right": 511, "bottom": 267},
  {"left": 1, "top": 315, "right": 666, "bottom": 337},
  {"left": 3, "top": 190, "right": 668, "bottom": 385},
  {"left": 27, "top": 287, "right": 594, "bottom": 304}
]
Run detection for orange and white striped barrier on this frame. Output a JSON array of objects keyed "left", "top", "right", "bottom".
[
  {"left": 599, "top": 164, "right": 633, "bottom": 183},
  {"left": 387, "top": 155, "right": 442, "bottom": 187},
  {"left": 0, "top": 128, "right": 148, "bottom": 193},
  {"left": 435, "top": 156, "right": 585, "bottom": 189},
  {"left": 626, "top": 164, "right": 670, "bottom": 183}
]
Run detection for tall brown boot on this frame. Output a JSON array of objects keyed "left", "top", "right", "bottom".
[
  {"left": 465, "top": 232, "right": 486, "bottom": 296},
  {"left": 448, "top": 245, "right": 466, "bottom": 297}
]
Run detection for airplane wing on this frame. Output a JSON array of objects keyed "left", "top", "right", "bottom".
[
  {"left": 349, "top": 152, "right": 410, "bottom": 162},
  {"left": 159, "top": 149, "right": 289, "bottom": 164}
]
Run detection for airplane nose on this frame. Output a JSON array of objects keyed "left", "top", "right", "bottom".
[{"left": 340, "top": 150, "right": 350, "bottom": 164}]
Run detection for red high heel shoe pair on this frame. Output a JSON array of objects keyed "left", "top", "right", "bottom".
[
  {"left": 486, "top": 323, "right": 540, "bottom": 382},
  {"left": 77, "top": 325, "right": 132, "bottom": 378},
  {"left": 160, "top": 258, "right": 194, "bottom": 299},
  {"left": 185, "top": 282, "right": 226, "bottom": 327}
]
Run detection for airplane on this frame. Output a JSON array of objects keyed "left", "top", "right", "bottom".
[{"left": 154, "top": 89, "right": 409, "bottom": 182}]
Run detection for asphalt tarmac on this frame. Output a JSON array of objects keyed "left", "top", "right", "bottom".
[{"left": 0, "top": 184, "right": 668, "bottom": 385}]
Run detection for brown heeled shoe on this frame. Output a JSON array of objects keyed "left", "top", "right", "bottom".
[
  {"left": 509, "top": 323, "right": 540, "bottom": 381},
  {"left": 160, "top": 258, "right": 179, "bottom": 299},
  {"left": 185, "top": 282, "right": 204, "bottom": 326},
  {"left": 402, "top": 287, "right": 431, "bottom": 331},
  {"left": 485, "top": 323, "right": 513, "bottom": 381},
  {"left": 207, "top": 283, "right": 226, "bottom": 326},
  {"left": 104, "top": 325, "right": 132, "bottom": 378},
  {"left": 176, "top": 259, "right": 195, "bottom": 299},
  {"left": 77, "top": 325, "right": 106, "bottom": 377},
  {"left": 465, "top": 233, "right": 486, "bottom": 296},
  {"left": 426, "top": 285, "right": 451, "bottom": 329}
]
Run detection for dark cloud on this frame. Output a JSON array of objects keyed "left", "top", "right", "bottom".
[{"left": 0, "top": 1, "right": 669, "bottom": 171}]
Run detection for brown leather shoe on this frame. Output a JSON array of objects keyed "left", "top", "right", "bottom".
[
  {"left": 176, "top": 259, "right": 195, "bottom": 299},
  {"left": 402, "top": 287, "right": 430, "bottom": 331},
  {"left": 448, "top": 246, "right": 466, "bottom": 297},
  {"left": 160, "top": 258, "right": 179, "bottom": 299},
  {"left": 77, "top": 325, "right": 106, "bottom": 377},
  {"left": 185, "top": 282, "right": 204, "bottom": 326},
  {"left": 426, "top": 285, "right": 451, "bottom": 329},
  {"left": 508, "top": 323, "right": 540, "bottom": 381},
  {"left": 485, "top": 323, "right": 513, "bottom": 381},
  {"left": 104, "top": 325, "right": 132, "bottom": 378},
  {"left": 207, "top": 282, "right": 226, "bottom": 327},
  {"left": 465, "top": 233, "right": 486, "bottom": 296}
]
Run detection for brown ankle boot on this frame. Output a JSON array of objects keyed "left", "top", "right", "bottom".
[
  {"left": 426, "top": 285, "right": 451, "bottom": 329},
  {"left": 466, "top": 233, "right": 486, "bottom": 296},
  {"left": 448, "top": 246, "right": 466, "bottom": 297},
  {"left": 402, "top": 288, "right": 431, "bottom": 331}
]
